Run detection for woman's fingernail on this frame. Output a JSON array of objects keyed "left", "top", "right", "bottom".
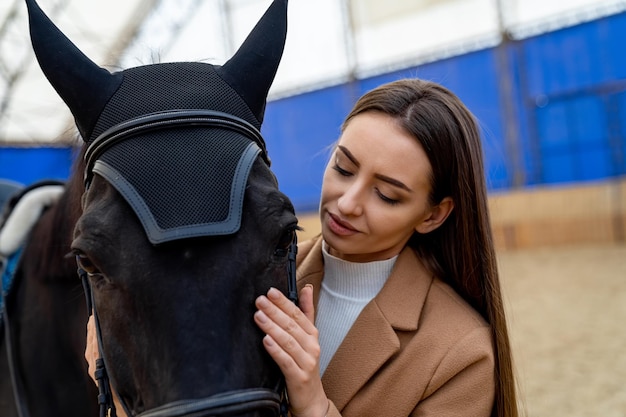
[
  {"left": 255, "top": 310, "right": 267, "bottom": 323},
  {"left": 256, "top": 296, "right": 268, "bottom": 307},
  {"left": 268, "top": 287, "right": 281, "bottom": 300}
]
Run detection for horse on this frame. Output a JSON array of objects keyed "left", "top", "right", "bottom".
[
  {"left": 0, "top": 163, "right": 100, "bottom": 417},
  {"left": 13, "top": 0, "right": 298, "bottom": 416}
]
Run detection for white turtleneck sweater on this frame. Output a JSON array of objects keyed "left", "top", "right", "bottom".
[{"left": 316, "top": 242, "right": 398, "bottom": 375}]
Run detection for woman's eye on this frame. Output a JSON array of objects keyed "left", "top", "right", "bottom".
[
  {"left": 377, "top": 190, "right": 400, "bottom": 206},
  {"left": 332, "top": 164, "right": 352, "bottom": 177}
]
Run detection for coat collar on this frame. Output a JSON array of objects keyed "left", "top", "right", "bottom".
[{"left": 296, "top": 236, "right": 434, "bottom": 410}]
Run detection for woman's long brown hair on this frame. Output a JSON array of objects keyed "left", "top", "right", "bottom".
[{"left": 342, "top": 79, "right": 519, "bottom": 417}]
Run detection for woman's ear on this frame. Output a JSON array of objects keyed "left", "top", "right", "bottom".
[{"left": 415, "top": 197, "right": 454, "bottom": 234}]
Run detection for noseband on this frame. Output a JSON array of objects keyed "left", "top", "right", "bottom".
[{"left": 78, "top": 236, "right": 298, "bottom": 417}]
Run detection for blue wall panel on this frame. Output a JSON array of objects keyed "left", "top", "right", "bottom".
[
  {"left": 0, "top": 147, "right": 76, "bottom": 186},
  {"left": 534, "top": 94, "right": 617, "bottom": 183},
  {"left": 618, "top": 92, "right": 626, "bottom": 175},
  {"left": 523, "top": 12, "right": 626, "bottom": 98},
  {"left": 542, "top": 153, "right": 576, "bottom": 183}
]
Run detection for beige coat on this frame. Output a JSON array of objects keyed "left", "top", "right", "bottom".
[{"left": 296, "top": 236, "right": 495, "bottom": 417}]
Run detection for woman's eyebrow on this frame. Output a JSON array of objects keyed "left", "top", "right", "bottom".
[
  {"left": 337, "top": 145, "right": 359, "bottom": 167},
  {"left": 337, "top": 145, "right": 412, "bottom": 192},
  {"left": 375, "top": 173, "right": 412, "bottom": 192}
]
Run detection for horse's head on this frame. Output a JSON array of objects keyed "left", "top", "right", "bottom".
[
  {"left": 74, "top": 151, "right": 297, "bottom": 417},
  {"left": 26, "top": 0, "right": 296, "bottom": 415}
]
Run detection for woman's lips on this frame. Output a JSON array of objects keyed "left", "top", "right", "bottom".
[{"left": 327, "top": 213, "right": 358, "bottom": 236}]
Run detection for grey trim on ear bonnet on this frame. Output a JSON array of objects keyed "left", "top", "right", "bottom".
[{"left": 25, "top": 0, "right": 288, "bottom": 243}]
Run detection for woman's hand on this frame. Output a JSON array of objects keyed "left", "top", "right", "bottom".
[
  {"left": 255, "top": 285, "right": 329, "bottom": 417},
  {"left": 85, "top": 315, "right": 98, "bottom": 383},
  {"left": 85, "top": 315, "right": 130, "bottom": 417}
]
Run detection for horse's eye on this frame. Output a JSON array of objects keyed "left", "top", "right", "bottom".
[
  {"left": 274, "top": 228, "right": 296, "bottom": 257},
  {"left": 75, "top": 253, "right": 99, "bottom": 275}
]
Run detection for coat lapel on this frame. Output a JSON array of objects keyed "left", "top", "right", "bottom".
[
  {"left": 296, "top": 237, "right": 433, "bottom": 411},
  {"left": 296, "top": 236, "right": 325, "bottom": 309},
  {"left": 321, "top": 299, "right": 399, "bottom": 409}
]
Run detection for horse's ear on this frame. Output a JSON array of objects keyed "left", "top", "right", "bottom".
[
  {"left": 25, "top": 0, "right": 122, "bottom": 142},
  {"left": 218, "top": 0, "right": 288, "bottom": 124}
]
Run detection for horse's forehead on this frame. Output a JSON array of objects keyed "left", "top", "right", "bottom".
[
  {"left": 90, "top": 63, "right": 260, "bottom": 143},
  {"left": 90, "top": 129, "right": 264, "bottom": 245}
]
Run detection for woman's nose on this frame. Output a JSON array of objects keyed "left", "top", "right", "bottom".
[{"left": 337, "top": 182, "right": 364, "bottom": 216}]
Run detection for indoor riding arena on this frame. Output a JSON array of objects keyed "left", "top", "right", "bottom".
[{"left": 2, "top": 1, "right": 626, "bottom": 416}]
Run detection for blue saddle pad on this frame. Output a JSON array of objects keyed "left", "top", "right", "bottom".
[{"left": 1, "top": 247, "right": 23, "bottom": 326}]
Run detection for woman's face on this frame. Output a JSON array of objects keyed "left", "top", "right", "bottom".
[{"left": 320, "top": 111, "right": 441, "bottom": 263}]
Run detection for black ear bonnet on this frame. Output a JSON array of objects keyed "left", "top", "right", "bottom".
[{"left": 25, "top": 0, "right": 288, "bottom": 243}]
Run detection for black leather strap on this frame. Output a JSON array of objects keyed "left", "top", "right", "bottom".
[
  {"left": 84, "top": 109, "right": 270, "bottom": 188},
  {"left": 77, "top": 263, "right": 122, "bottom": 417},
  {"left": 137, "top": 388, "right": 282, "bottom": 417}
]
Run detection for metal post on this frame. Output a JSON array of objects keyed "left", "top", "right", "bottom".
[{"left": 494, "top": 0, "right": 525, "bottom": 188}]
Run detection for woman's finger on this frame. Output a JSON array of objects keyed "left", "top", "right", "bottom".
[
  {"left": 85, "top": 315, "right": 98, "bottom": 383},
  {"left": 299, "top": 284, "right": 315, "bottom": 324},
  {"left": 254, "top": 288, "right": 319, "bottom": 371},
  {"left": 258, "top": 287, "right": 317, "bottom": 336},
  {"left": 254, "top": 285, "right": 328, "bottom": 417}
]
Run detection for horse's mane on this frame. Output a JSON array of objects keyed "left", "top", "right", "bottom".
[{"left": 23, "top": 145, "right": 86, "bottom": 282}]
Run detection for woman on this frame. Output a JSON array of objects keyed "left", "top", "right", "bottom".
[{"left": 254, "top": 78, "right": 519, "bottom": 417}]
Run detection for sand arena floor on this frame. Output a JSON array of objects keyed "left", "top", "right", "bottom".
[{"left": 498, "top": 243, "right": 626, "bottom": 417}]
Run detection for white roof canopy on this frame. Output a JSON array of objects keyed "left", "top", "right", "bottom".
[{"left": 1, "top": 0, "right": 624, "bottom": 144}]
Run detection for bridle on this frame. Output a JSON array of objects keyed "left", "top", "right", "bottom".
[
  {"left": 83, "top": 109, "right": 271, "bottom": 189},
  {"left": 78, "top": 109, "right": 299, "bottom": 417},
  {"left": 78, "top": 236, "right": 298, "bottom": 417}
]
